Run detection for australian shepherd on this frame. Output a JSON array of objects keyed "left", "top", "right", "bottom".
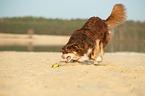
[{"left": 60, "top": 4, "right": 127, "bottom": 63}]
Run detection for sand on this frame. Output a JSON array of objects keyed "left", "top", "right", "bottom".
[{"left": 0, "top": 52, "right": 145, "bottom": 96}]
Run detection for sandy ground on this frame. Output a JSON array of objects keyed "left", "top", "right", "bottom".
[{"left": 0, "top": 52, "right": 145, "bottom": 96}]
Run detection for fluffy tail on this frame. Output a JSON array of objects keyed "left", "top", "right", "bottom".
[{"left": 105, "top": 4, "right": 127, "bottom": 28}]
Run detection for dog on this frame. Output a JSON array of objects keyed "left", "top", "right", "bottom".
[{"left": 60, "top": 4, "right": 127, "bottom": 63}]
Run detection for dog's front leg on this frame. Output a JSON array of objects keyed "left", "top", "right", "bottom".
[
  {"left": 96, "top": 42, "right": 104, "bottom": 63},
  {"left": 91, "top": 39, "right": 100, "bottom": 60}
]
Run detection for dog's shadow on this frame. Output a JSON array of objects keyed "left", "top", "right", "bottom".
[{"left": 59, "top": 60, "right": 111, "bottom": 66}]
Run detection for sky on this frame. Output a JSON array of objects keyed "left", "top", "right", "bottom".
[{"left": 0, "top": 0, "right": 145, "bottom": 21}]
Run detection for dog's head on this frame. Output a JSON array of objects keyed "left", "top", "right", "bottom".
[{"left": 60, "top": 43, "right": 83, "bottom": 62}]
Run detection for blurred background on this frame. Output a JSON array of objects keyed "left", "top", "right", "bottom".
[{"left": 0, "top": 0, "right": 144, "bottom": 53}]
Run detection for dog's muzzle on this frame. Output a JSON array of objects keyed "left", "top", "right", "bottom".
[{"left": 61, "top": 54, "right": 73, "bottom": 62}]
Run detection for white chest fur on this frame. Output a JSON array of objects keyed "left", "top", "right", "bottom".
[{"left": 78, "top": 48, "right": 92, "bottom": 62}]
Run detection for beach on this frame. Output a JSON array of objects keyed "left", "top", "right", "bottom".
[{"left": 0, "top": 52, "right": 145, "bottom": 96}]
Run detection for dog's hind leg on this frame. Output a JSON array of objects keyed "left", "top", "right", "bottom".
[{"left": 91, "top": 39, "right": 100, "bottom": 60}]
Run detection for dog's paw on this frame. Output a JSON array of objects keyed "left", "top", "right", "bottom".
[
  {"left": 96, "top": 56, "right": 103, "bottom": 63},
  {"left": 96, "top": 56, "right": 102, "bottom": 61},
  {"left": 91, "top": 55, "right": 97, "bottom": 60}
]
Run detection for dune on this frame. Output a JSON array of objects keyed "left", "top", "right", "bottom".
[{"left": 0, "top": 52, "right": 145, "bottom": 96}]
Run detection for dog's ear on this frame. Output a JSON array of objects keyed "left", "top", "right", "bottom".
[
  {"left": 73, "top": 44, "right": 83, "bottom": 51},
  {"left": 65, "top": 43, "right": 75, "bottom": 49}
]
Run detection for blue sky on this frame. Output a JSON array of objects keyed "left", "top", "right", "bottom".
[{"left": 0, "top": 0, "right": 145, "bottom": 21}]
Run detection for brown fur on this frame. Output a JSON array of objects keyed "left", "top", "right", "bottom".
[
  {"left": 105, "top": 4, "right": 127, "bottom": 28},
  {"left": 60, "top": 4, "right": 127, "bottom": 61}
]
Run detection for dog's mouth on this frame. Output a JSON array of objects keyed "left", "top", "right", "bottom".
[
  {"left": 66, "top": 56, "right": 72, "bottom": 62},
  {"left": 61, "top": 54, "right": 73, "bottom": 62},
  {"left": 61, "top": 53, "right": 80, "bottom": 63}
]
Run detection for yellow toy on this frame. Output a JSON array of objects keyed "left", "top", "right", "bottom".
[{"left": 51, "top": 64, "right": 59, "bottom": 68}]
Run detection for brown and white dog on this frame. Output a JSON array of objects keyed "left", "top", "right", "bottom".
[{"left": 60, "top": 4, "right": 127, "bottom": 63}]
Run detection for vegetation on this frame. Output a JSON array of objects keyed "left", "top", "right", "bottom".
[{"left": 0, "top": 16, "right": 145, "bottom": 41}]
